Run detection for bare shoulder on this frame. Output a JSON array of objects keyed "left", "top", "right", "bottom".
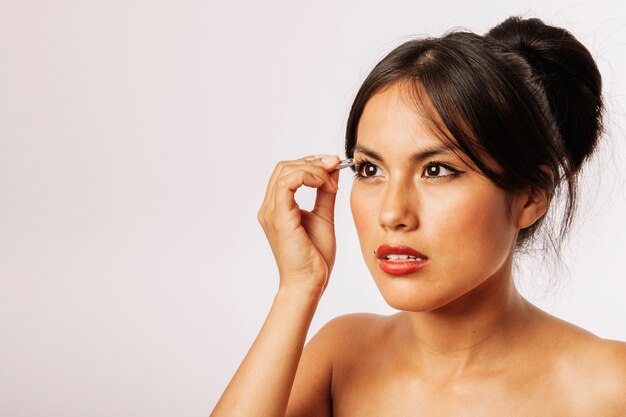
[
  {"left": 537, "top": 311, "right": 626, "bottom": 415},
  {"left": 577, "top": 336, "right": 626, "bottom": 415},
  {"left": 286, "top": 313, "right": 387, "bottom": 417}
]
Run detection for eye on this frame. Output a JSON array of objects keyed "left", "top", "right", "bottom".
[
  {"left": 422, "top": 161, "right": 459, "bottom": 179},
  {"left": 354, "top": 160, "right": 383, "bottom": 180}
]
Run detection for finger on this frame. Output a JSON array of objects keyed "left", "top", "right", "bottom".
[
  {"left": 280, "top": 164, "right": 337, "bottom": 190},
  {"left": 320, "top": 155, "right": 341, "bottom": 171},
  {"left": 273, "top": 170, "right": 332, "bottom": 218},
  {"left": 261, "top": 155, "right": 341, "bottom": 223},
  {"left": 267, "top": 157, "right": 339, "bottom": 208},
  {"left": 312, "top": 166, "right": 341, "bottom": 223},
  {"left": 261, "top": 159, "right": 302, "bottom": 214},
  {"left": 261, "top": 155, "right": 320, "bottom": 209},
  {"left": 312, "top": 184, "right": 338, "bottom": 224}
]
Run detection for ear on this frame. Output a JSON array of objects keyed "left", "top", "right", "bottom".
[{"left": 513, "top": 165, "right": 553, "bottom": 229}]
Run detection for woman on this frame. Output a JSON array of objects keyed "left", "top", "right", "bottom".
[{"left": 211, "top": 16, "right": 625, "bottom": 416}]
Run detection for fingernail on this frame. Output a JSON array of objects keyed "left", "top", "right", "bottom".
[{"left": 321, "top": 155, "right": 338, "bottom": 166}]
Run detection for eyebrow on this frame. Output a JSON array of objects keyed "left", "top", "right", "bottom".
[{"left": 352, "top": 143, "right": 458, "bottom": 163}]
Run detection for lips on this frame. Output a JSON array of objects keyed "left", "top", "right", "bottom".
[{"left": 376, "top": 244, "right": 428, "bottom": 275}]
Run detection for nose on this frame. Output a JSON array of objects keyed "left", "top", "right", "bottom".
[{"left": 378, "top": 177, "right": 419, "bottom": 232}]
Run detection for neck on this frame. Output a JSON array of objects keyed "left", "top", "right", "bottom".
[{"left": 393, "top": 257, "right": 534, "bottom": 380}]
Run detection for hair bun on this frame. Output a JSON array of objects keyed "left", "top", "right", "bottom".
[{"left": 486, "top": 16, "right": 604, "bottom": 173}]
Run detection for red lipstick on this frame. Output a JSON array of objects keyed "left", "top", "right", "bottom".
[{"left": 376, "top": 244, "right": 428, "bottom": 275}]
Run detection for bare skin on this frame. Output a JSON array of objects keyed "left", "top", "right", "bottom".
[
  {"left": 288, "top": 308, "right": 626, "bottom": 416},
  {"left": 211, "top": 82, "right": 626, "bottom": 417}
]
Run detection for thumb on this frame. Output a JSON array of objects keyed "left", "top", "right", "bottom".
[{"left": 312, "top": 184, "right": 337, "bottom": 224}]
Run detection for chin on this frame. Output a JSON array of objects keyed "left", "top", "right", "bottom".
[
  {"left": 375, "top": 280, "right": 457, "bottom": 313},
  {"left": 371, "top": 268, "right": 495, "bottom": 313},
  {"left": 382, "top": 296, "right": 440, "bottom": 312}
]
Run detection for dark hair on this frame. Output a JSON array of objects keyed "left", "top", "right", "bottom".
[{"left": 345, "top": 16, "right": 604, "bottom": 250}]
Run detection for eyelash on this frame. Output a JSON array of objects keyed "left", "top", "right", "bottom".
[{"left": 352, "top": 158, "right": 461, "bottom": 182}]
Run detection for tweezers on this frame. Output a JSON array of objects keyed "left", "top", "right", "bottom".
[{"left": 335, "top": 158, "right": 355, "bottom": 171}]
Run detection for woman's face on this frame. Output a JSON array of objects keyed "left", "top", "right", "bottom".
[{"left": 349, "top": 82, "right": 520, "bottom": 312}]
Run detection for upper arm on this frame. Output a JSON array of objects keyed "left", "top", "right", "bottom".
[{"left": 285, "top": 313, "right": 366, "bottom": 417}]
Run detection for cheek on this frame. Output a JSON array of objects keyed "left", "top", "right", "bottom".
[
  {"left": 350, "top": 185, "right": 371, "bottom": 235},
  {"left": 350, "top": 184, "right": 379, "bottom": 250},
  {"left": 433, "top": 186, "right": 514, "bottom": 259}
]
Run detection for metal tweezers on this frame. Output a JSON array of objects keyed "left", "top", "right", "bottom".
[{"left": 335, "top": 158, "right": 355, "bottom": 171}]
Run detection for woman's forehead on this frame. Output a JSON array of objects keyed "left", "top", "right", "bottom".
[{"left": 357, "top": 88, "right": 445, "bottom": 147}]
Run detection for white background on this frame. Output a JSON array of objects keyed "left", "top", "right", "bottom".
[{"left": 1, "top": 1, "right": 625, "bottom": 416}]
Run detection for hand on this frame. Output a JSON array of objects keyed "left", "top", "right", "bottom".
[{"left": 257, "top": 154, "right": 341, "bottom": 297}]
